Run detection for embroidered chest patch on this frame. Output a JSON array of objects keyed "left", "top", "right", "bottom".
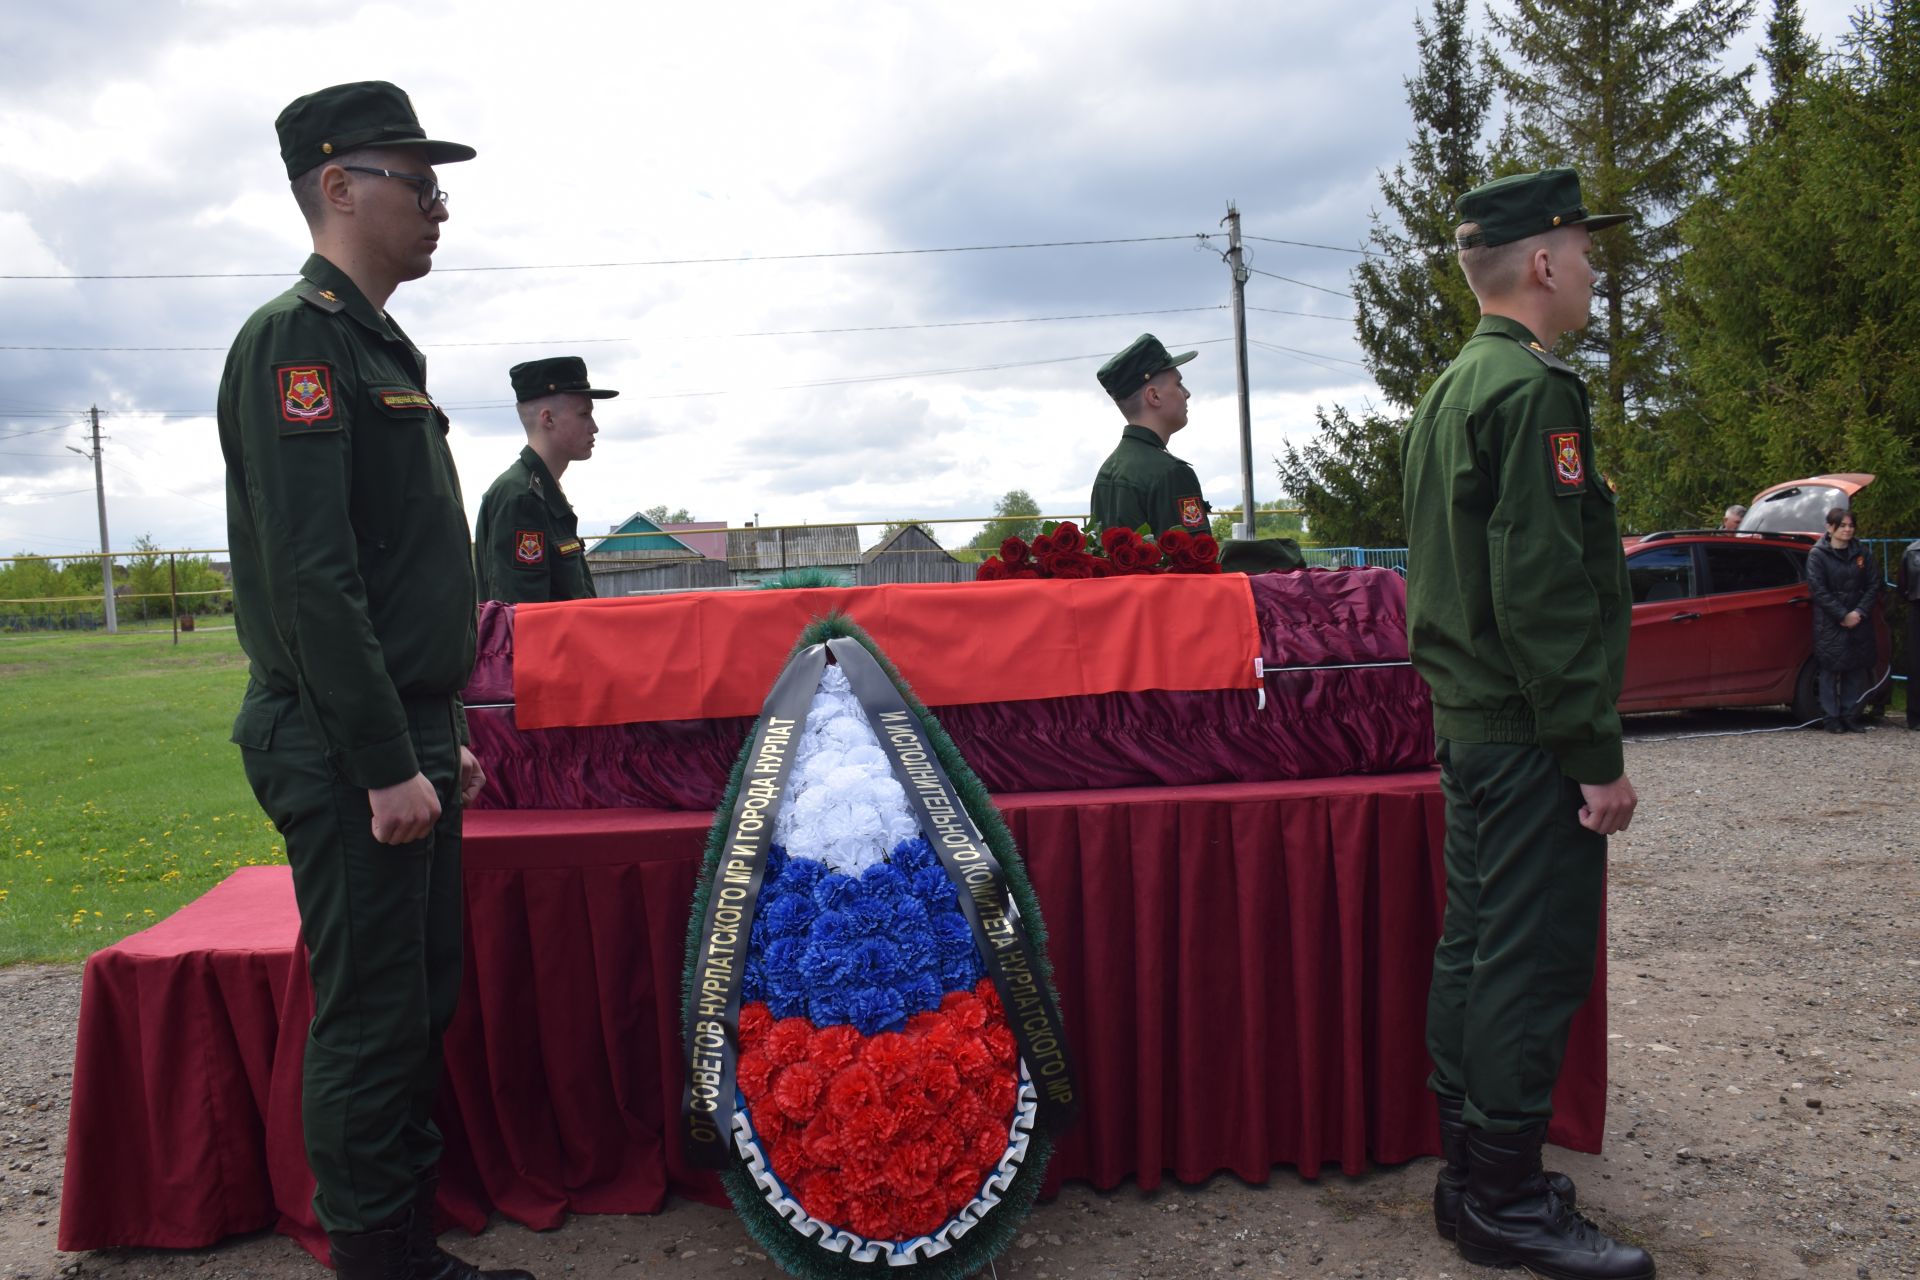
[
  {"left": 1549, "top": 431, "right": 1586, "bottom": 494},
  {"left": 514, "top": 530, "right": 546, "bottom": 565},
  {"left": 278, "top": 364, "right": 334, "bottom": 424},
  {"left": 379, "top": 390, "right": 432, "bottom": 411},
  {"left": 1178, "top": 495, "right": 1206, "bottom": 528},
  {"left": 556, "top": 539, "right": 583, "bottom": 557}
]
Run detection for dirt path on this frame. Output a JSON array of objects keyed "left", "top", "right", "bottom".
[{"left": 4, "top": 711, "right": 1915, "bottom": 1279}]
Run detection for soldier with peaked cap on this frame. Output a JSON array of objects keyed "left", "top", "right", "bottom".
[
  {"left": 473, "top": 357, "right": 615, "bottom": 603},
  {"left": 1088, "top": 334, "right": 1211, "bottom": 536},
  {"left": 1402, "top": 167, "right": 1652, "bottom": 1279},
  {"left": 215, "top": 80, "right": 533, "bottom": 1280}
]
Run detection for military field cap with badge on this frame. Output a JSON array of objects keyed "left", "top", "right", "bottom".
[
  {"left": 510, "top": 356, "right": 620, "bottom": 403},
  {"left": 1454, "top": 167, "right": 1629, "bottom": 248},
  {"left": 276, "top": 80, "right": 477, "bottom": 180},
  {"left": 1097, "top": 333, "right": 1197, "bottom": 400}
]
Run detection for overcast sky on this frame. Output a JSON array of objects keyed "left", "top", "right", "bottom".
[{"left": 0, "top": 0, "right": 1870, "bottom": 558}]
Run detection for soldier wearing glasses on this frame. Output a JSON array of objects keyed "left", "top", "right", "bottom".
[{"left": 216, "top": 81, "right": 532, "bottom": 1280}]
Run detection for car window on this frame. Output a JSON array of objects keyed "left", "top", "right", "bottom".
[
  {"left": 1739, "top": 484, "right": 1849, "bottom": 533},
  {"left": 1628, "top": 545, "right": 1696, "bottom": 604},
  {"left": 1702, "top": 545, "right": 1801, "bottom": 595}
]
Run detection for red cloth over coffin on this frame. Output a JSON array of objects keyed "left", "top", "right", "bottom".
[{"left": 465, "top": 569, "right": 1431, "bottom": 810}]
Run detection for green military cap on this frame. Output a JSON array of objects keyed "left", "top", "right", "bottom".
[
  {"left": 1097, "top": 333, "right": 1197, "bottom": 400},
  {"left": 510, "top": 356, "right": 620, "bottom": 402},
  {"left": 1454, "top": 168, "right": 1630, "bottom": 248},
  {"left": 276, "top": 80, "right": 477, "bottom": 180}
]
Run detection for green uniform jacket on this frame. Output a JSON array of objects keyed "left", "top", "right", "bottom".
[
  {"left": 1401, "top": 315, "right": 1630, "bottom": 784},
  {"left": 1089, "top": 425, "right": 1212, "bottom": 536},
  {"left": 473, "top": 446, "right": 597, "bottom": 603},
  {"left": 217, "top": 253, "right": 476, "bottom": 790}
]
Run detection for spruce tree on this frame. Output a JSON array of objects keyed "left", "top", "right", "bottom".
[
  {"left": 1490, "top": 0, "right": 1754, "bottom": 505},
  {"left": 1352, "top": 0, "right": 1497, "bottom": 411}
]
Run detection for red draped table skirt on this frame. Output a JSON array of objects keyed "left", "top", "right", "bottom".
[{"left": 59, "top": 772, "right": 1606, "bottom": 1259}]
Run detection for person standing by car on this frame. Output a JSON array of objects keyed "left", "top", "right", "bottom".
[
  {"left": 1807, "top": 507, "right": 1879, "bottom": 732},
  {"left": 1721, "top": 504, "right": 1747, "bottom": 530},
  {"left": 1898, "top": 535, "right": 1920, "bottom": 730}
]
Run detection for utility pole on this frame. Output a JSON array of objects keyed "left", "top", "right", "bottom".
[
  {"left": 66, "top": 405, "right": 118, "bottom": 633},
  {"left": 1223, "top": 204, "right": 1256, "bottom": 540}
]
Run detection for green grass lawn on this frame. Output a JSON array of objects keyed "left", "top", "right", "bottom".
[{"left": 0, "top": 627, "right": 278, "bottom": 964}]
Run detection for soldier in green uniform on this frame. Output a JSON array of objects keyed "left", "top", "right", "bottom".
[
  {"left": 217, "top": 81, "right": 532, "bottom": 1280},
  {"left": 1402, "top": 169, "right": 1650, "bottom": 1280},
  {"left": 1089, "top": 334, "right": 1212, "bottom": 536},
  {"left": 472, "top": 357, "right": 615, "bottom": 603}
]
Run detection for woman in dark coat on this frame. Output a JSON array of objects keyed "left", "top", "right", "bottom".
[{"left": 1806, "top": 507, "right": 1879, "bottom": 731}]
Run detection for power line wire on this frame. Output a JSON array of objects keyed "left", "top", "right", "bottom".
[
  {"left": 1247, "top": 267, "right": 1354, "bottom": 300},
  {"left": 0, "top": 304, "right": 1231, "bottom": 353},
  {"left": 21, "top": 336, "right": 1238, "bottom": 417},
  {"left": 1247, "top": 305, "right": 1352, "bottom": 324},
  {"left": 0, "top": 422, "right": 82, "bottom": 441},
  {"left": 1244, "top": 234, "right": 1383, "bottom": 259},
  {"left": 1249, "top": 338, "right": 1367, "bottom": 371},
  {"left": 0, "top": 234, "right": 1211, "bottom": 281}
]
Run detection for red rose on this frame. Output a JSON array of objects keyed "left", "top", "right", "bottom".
[
  {"left": 1031, "top": 533, "right": 1057, "bottom": 556},
  {"left": 1010, "top": 568, "right": 1041, "bottom": 579},
  {"left": 975, "top": 556, "right": 1009, "bottom": 581},
  {"left": 1051, "top": 521, "right": 1086, "bottom": 554},
  {"left": 1190, "top": 533, "right": 1220, "bottom": 563},
  {"left": 1036, "top": 552, "right": 1068, "bottom": 578},
  {"left": 1050, "top": 553, "right": 1096, "bottom": 579},
  {"left": 999, "top": 537, "right": 1031, "bottom": 566},
  {"left": 1158, "top": 528, "right": 1192, "bottom": 555},
  {"left": 1090, "top": 558, "right": 1115, "bottom": 577},
  {"left": 1100, "top": 526, "right": 1133, "bottom": 554}
]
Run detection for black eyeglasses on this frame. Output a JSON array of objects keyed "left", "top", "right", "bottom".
[{"left": 341, "top": 164, "right": 449, "bottom": 213}]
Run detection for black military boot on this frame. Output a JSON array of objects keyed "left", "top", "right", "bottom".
[
  {"left": 1432, "top": 1094, "right": 1577, "bottom": 1240},
  {"left": 1456, "top": 1124, "right": 1655, "bottom": 1279},
  {"left": 327, "top": 1222, "right": 413, "bottom": 1280},
  {"left": 408, "top": 1175, "right": 537, "bottom": 1280}
]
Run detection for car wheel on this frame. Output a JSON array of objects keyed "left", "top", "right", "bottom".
[{"left": 1790, "top": 658, "right": 1822, "bottom": 722}]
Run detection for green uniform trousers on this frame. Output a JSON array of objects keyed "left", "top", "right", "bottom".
[
  {"left": 1426, "top": 738, "right": 1606, "bottom": 1134},
  {"left": 238, "top": 684, "right": 464, "bottom": 1234}
]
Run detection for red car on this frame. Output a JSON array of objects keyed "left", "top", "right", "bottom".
[{"left": 1619, "top": 475, "right": 1892, "bottom": 718}]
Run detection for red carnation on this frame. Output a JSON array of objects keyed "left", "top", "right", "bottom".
[
  {"left": 800, "top": 1115, "right": 845, "bottom": 1169},
  {"left": 983, "top": 1024, "right": 1016, "bottom": 1067},
  {"left": 754, "top": 1107, "right": 791, "bottom": 1152},
  {"left": 1051, "top": 521, "right": 1086, "bottom": 554},
  {"left": 969, "top": 1119, "right": 1008, "bottom": 1167},
  {"left": 975, "top": 556, "right": 1009, "bottom": 581},
  {"left": 738, "top": 1004, "right": 774, "bottom": 1044},
  {"left": 975, "top": 979, "right": 1002, "bottom": 1015},
  {"left": 941, "top": 989, "right": 987, "bottom": 1029},
  {"left": 999, "top": 537, "right": 1031, "bottom": 566},
  {"left": 846, "top": 1192, "right": 899, "bottom": 1242},
  {"left": 795, "top": 1171, "right": 847, "bottom": 1223},
  {"left": 827, "top": 1062, "right": 882, "bottom": 1112},
  {"left": 737, "top": 1049, "right": 774, "bottom": 1098},
  {"left": 765, "top": 1017, "right": 813, "bottom": 1066},
  {"left": 808, "top": 1024, "right": 863, "bottom": 1073},
  {"left": 883, "top": 1144, "right": 943, "bottom": 1200},
  {"left": 841, "top": 1103, "right": 901, "bottom": 1157},
  {"left": 943, "top": 1165, "right": 984, "bottom": 1208},
  {"left": 772, "top": 1060, "right": 827, "bottom": 1119}
]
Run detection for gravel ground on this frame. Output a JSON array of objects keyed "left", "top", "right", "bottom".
[{"left": 2, "top": 709, "right": 1915, "bottom": 1279}]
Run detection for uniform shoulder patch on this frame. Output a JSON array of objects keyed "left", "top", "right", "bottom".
[
  {"left": 1548, "top": 430, "right": 1586, "bottom": 495},
  {"left": 294, "top": 282, "right": 346, "bottom": 314},
  {"left": 1178, "top": 495, "right": 1206, "bottom": 528},
  {"left": 277, "top": 363, "right": 336, "bottom": 429},
  {"left": 514, "top": 530, "right": 546, "bottom": 566},
  {"left": 1521, "top": 340, "right": 1575, "bottom": 373}
]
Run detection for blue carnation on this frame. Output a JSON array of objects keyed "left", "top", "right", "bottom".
[
  {"left": 807, "top": 983, "right": 848, "bottom": 1026},
  {"left": 861, "top": 861, "right": 909, "bottom": 898},
  {"left": 930, "top": 913, "right": 975, "bottom": 960},
  {"left": 889, "top": 896, "right": 932, "bottom": 934},
  {"left": 908, "top": 864, "right": 954, "bottom": 905},
  {"left": 891, "top": 837, "right": 937, "bottom": 873},
  {"left": 940, "top": 955, "right": 986, "bottom": 992},
  {"left": 811, "top": 869, "right": 856, "bottom": 912},
  {"left": 844, "top": 985, "right": 908, "bottom": 1036},
  {"left": 899, "top": 971, "right": 944, "bottom": 1014},
  {"left": 763, "top": 935, "right": 806, "bottom": 988},
  {"left": 809, "top": 909, "right": 864, "bottom": 951},
  {"left": 842, "top": 891, "right": 897, "bottom": 937},
  {"left": 742, "top": 956, "right": 767, "bottom": 1004},
  {"left": 779, "top": 855, "right": 825, "bottom": 898},
  {"left": 759, "top": 892, "right": 814, "bottom": 940},
  {"left": 844, "top": 937, "right": 903, "bottom": 988}
]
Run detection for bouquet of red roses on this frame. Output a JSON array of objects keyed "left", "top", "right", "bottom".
[{"left": 975, "top": 520, "right": 1219, "bottom": 581}]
